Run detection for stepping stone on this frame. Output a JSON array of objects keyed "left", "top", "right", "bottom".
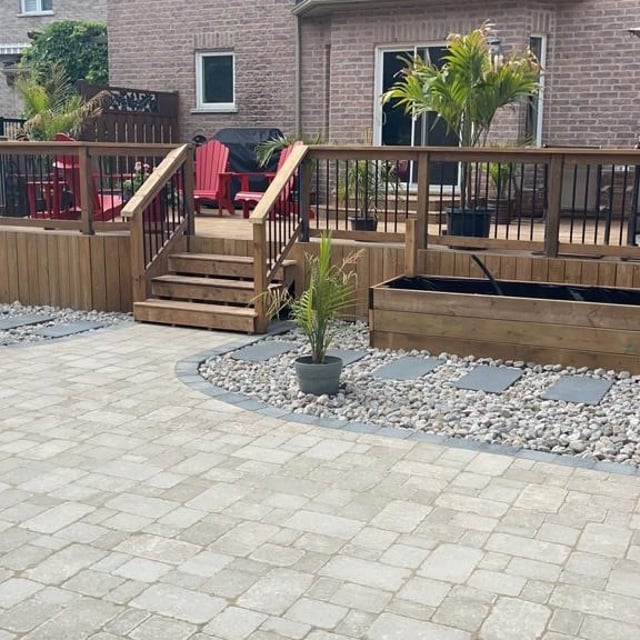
[
  {"left": 0, "top": 314, "right": 56, "bottom": 330},
  {"left": 453, "top": 365, "right": 523, "bottom": 393},
  {"left": 326, "top": 348, "right": 368, "bottom": 366},
  {"left": 230, "top": 341, "right": 299, "bottom": 362},
  {"left": 33, "top": 321, "right": 104, "bottom": 339},
  {"left": 542, "top": 376, "right": 613, "bottom": 405},
  {"left": 373, "top": 356, "right": 441, "bottom": 380}
]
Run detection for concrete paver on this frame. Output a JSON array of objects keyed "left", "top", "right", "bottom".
[{"left": 0, "top": 323, "right": 639, "bottom": 638}]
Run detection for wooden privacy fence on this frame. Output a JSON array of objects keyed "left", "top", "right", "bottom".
[{"left": 78, "top": 82, "right": 179, "bottom": 143}]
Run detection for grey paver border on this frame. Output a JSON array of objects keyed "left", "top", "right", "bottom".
[{"left": 177, "top": 340, "right": 640, "bottom": 478}]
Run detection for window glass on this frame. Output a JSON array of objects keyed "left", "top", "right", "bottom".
[
  {"left": 202, "top": 55, "right": 233, "bottom": 104},
  {"left": 23, "top": 0, "right": 52, "bottom": 12},
  {"left": 196, "top": 52, "right": 235, "bottom": 109}
]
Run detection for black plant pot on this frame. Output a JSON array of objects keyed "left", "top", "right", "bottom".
[
  {"left": 446, "top": 207, "right": 492, "bottom": 238},
  {"left": 349, "top": 216, "right": 378, "bottom": 232}
]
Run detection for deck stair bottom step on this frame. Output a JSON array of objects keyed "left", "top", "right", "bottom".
[{"left": 134, "top": 299, "right": 258, "bottom": 332}]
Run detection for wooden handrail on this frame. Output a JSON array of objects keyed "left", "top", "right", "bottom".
[
  {"left": 249, "top": 144, "right": 309, "bottom": 223},
  {"left": 129, "top": 144, "right": 191, "bottom": 303},
  {"left": 250, "top": 143, "right": 310, "bottom": 332},
  {"left": 307, "top": 145, "right": 640, "bottom": 166},
  {"left": 0, "top": 141, "right": 178, "bottom": 155},
  {"left": 121, "top": 144, "right": 189, "bottom": 221}
]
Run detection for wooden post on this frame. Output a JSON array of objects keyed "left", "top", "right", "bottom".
[
  {"left": 253, "top": 221, "right": 268, "bottom": 333},
  {"left": 544, "top": 154, "right": 563, "bottom": 257},
  {"left": 299, "top": 158, "right": 312, "bottom": 242},
  {"left": 130, "top": 208, "right": 146, "bottom": 303},
  {"left": 183, "top": 147, "right": 196, "bottom": 246},
  {"left": 78, "top": 145, "right": 94, "bottom": 235},
  {"left": 415, "top": 151, "right": 430, "bottom": 250},
  {"left": 405, "top": 219, "right": 418, "bottom": 277}
]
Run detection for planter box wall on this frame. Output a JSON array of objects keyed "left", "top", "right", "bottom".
[{"left": 370, "top": 276, "right": 640, "bottom": 373}]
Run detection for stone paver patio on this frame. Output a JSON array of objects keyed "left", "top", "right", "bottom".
[{"left": 0, "top": 323, "right": 639, "bottom": 639}]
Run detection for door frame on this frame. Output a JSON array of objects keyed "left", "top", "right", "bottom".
[
  {"left": 373, "top": 43, "right": 458, "bottom": 191},
  {"left": 373, "top": 43, "right": 446, "bottom": 147}
]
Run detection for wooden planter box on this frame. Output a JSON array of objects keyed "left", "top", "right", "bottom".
[{"left": 369, "top": 276, "right": 640, "bottom": 373}]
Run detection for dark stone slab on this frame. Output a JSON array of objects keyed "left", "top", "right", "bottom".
[
  {"left": 373, "top": 356, "right": 441, "bottom": 380},
  {"left": 325, "top": 349, "right": 368, "bottom": 366},
  {"left": 0, "top": 314, "right": 56, "bottom": 330},
  {"left": 542, "top": 376, "right": 613, "bottom": 405},
  {"left": 33, "top": 320, "right": 104, "bottom": 339},
  {"left": 230, "top": 341, "right": 299, "bottom": 362},
  {"left": 453, "top": 365, "right": 523, "bottom": 393}
]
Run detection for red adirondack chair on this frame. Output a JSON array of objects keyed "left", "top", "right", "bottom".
[
  {"left": 194, "top": 139, "right": 231, "bottom": 215},
  {"left": 234, "top": 142, "right": 302, "bottom": 218},
  {"left": 32, "top": 133, "right": 123, "bottom": 221}
]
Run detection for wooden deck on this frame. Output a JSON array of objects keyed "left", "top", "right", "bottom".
[{"left": 194, "top": 209, "right": 633, "bottom": 250}]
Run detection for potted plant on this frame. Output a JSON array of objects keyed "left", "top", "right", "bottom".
[
  {"left": 487, "top": 161, "right": 518, "bottom": 223},
  {"left": 338, "top": 159, "right": 393, "bottom": 231},
  {"left": 266, "top": 232, "right": 360, "bottom": 395},
  {"left": 382, "top": 22, "right": 540, "bottom": 237}
]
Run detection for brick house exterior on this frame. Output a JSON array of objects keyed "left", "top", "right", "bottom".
[
  {"left": 0, "top": 0, "right": 107, "bottom": 118},
  {"left": 107, "top": 0, "right": 640, "bottom": 148}
]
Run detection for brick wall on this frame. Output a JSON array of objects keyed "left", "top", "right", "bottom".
[
  {"left": 108, "top": 0, "right": 297, "bottom": 142},
  {"left": 0, "top": 0, "right": 107, "bottom": 118},
  {"left": 106, "top": 0, "right": 640, "bottom": 149},
  {"left": 548, "top": 0, "right": 640, "bottom": 147}
]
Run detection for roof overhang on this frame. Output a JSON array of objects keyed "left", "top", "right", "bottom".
[{"left": 293, "top": 0, "right": 396, "bottom": 17}]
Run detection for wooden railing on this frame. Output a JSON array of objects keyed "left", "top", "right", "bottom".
[
  {"left": 305, "top": 145, "right": 640, "bottom": 260},
  {"left": 125, "top": 144, "right": 194, "bottom": 303},
  {"left": 0, "top": 141, "right": 178, "bottom": 233},
  {"left": 250, "top": 143, "right": 309, "bottom": 331}
]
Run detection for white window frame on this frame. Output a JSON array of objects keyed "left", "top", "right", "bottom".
[
  {"left": 19, "top": 0, "right": 53, "bottom": 15},
  {"left": 529, "top": 34, "right": 547, "bottom": 147},
  {"left": 194, "top": 51, "right": 236, "bottom": 113}
]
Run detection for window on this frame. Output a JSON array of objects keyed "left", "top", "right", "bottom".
[
  {"left": 21, "top": 0, "right": 53, "bottom": 13},
  {"left": 195, "top": 51, "right": 235, "bottom": 111},
  {"left": 525, "top": 35, "right": 547, "bottom": 146}
]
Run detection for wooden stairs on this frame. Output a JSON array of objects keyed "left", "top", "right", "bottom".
[{"left": 134, "top": 252, "right": 296, "bottom": 333}]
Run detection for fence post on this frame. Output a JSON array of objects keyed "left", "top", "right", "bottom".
[
  {"left": 130, "top": 209, "right": 146, "bottom": 303},
  {"left": 183, "top": 146, "right": 196, "bottom": 246},
  {"left": 253, "top": 221, "right": 268, "bottom": 333},
  {"left": 544, "top": 153, "right": 563, "bottom": 257},
  {"left": 405, "top": 219, "right": 418, "bottom": 276},
  {"left": 415, "top": 151, "right": 430, "bottom": 250},
  {"left": 78, "top": 145, "right": 94, "bottom": 235},
  {"left": 299, "top": 158, "right": 312, "bottom": 242}
]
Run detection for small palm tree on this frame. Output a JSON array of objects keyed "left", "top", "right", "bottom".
[
  {"left": 16, "top": 62, "right": 107, "bottom": 141},
  {"left": 383, "top": 23, "right": 540, "bottom": 210}
]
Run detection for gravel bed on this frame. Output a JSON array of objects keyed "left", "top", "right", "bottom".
[
  {"left": 0, "top": 302, "right": 132, "bottom": 346},
  {"left": 200, "top": 321, "right": 640, "bottom": 467}
]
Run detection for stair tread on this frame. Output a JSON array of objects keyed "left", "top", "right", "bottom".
[
  {"left": 135, "top": 299, "right": 257, "bottom": 316},
  {"left": 153, "top": 275, "right": 280, "bottom": 290},
  {"left": 171, "top": 253, "right": 296, "bottom": 267}
]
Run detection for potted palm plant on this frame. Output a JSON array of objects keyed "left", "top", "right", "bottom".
[
  {"left": 266, "top": 233, "right": 360, "bottom": 395},
  {"left": 382, "top": 22, "right": 540, "bottom": 237},
  {"left": 338, "top": 159, "right": 393, "bottom": 231}
]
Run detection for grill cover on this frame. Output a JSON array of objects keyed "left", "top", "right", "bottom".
[{"left": 212, "top": 127, "right": 284, "bottom": 194}]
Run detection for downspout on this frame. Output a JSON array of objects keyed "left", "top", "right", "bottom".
[{"left": 294, "top": 13, "right": 302, "bottom": 136}]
